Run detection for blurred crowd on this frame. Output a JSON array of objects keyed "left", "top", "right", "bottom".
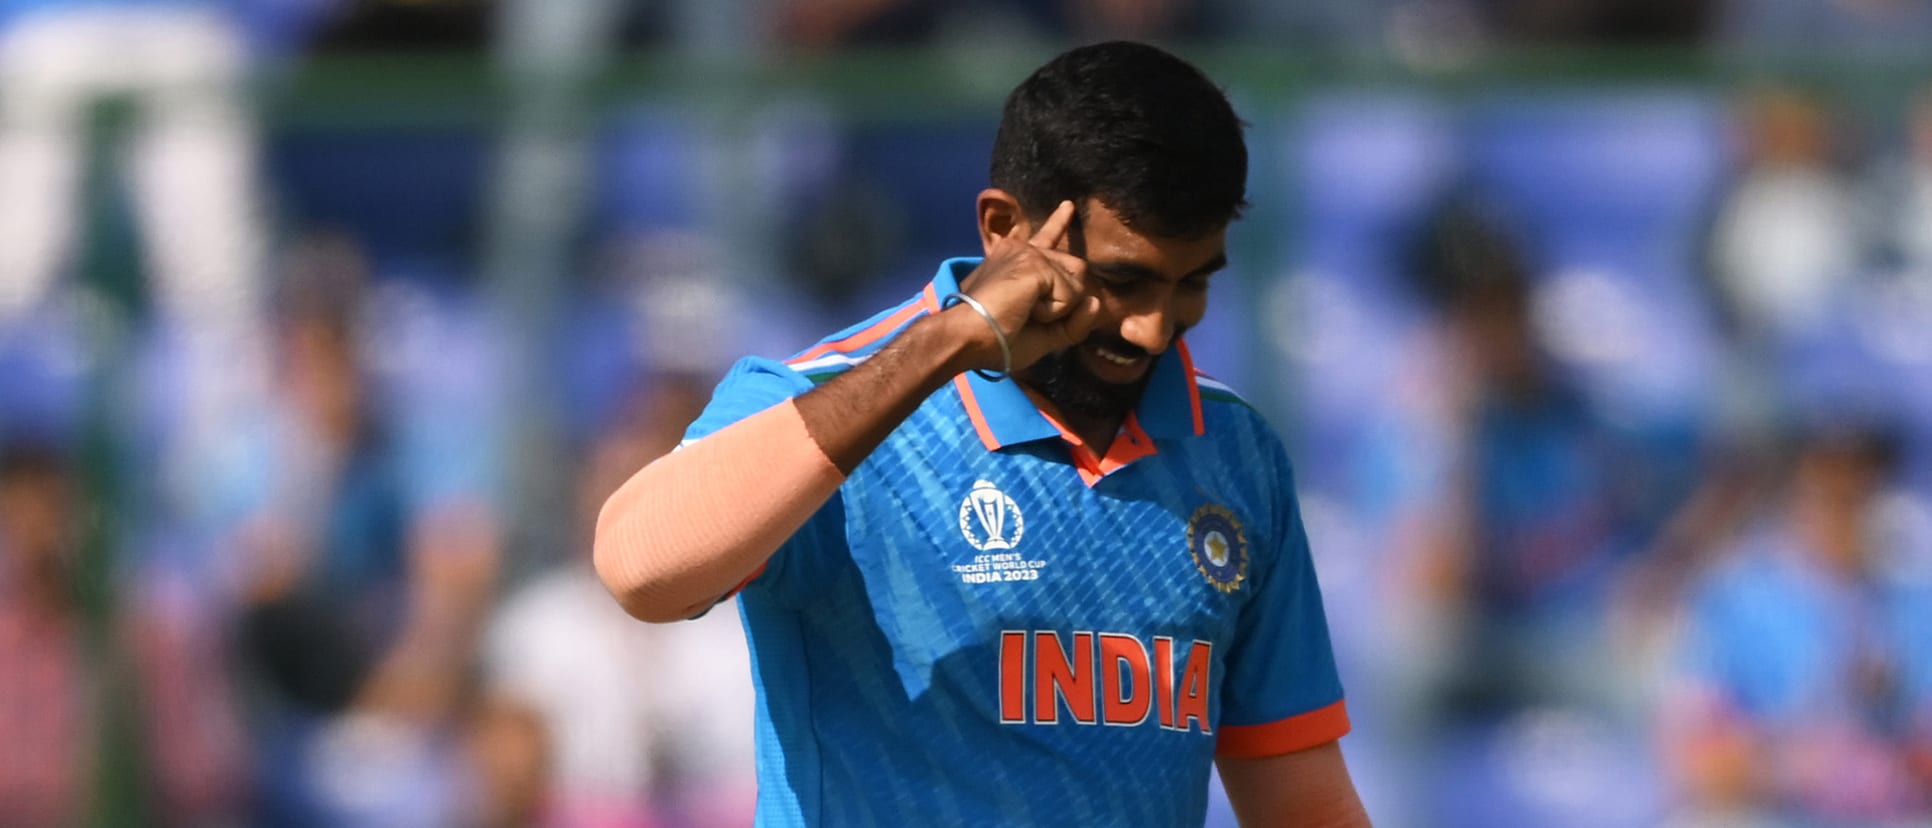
[
  {"left": 1273, "top": 83, "right": 1932, "bottom": 826},
  {"left": 0, "top": 1, "right": 1930, "bottom": 828}
]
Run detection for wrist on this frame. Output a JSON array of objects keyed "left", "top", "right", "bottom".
[
  {"left": 940, "top": 293, "right": 1012, "bottom": 380},
  {"left": 919, "top": 306, "right": 998, "bottom": 379}
]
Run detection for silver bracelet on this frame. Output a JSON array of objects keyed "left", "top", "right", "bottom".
[{"left": 942, "top": 292, "right": 1011, "bottom": 381}]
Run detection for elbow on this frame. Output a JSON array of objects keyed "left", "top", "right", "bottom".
[
  {"left": 592, "top": 499, "right": 690, "bottom": 624},
  {"left": 619, "top": 599, "right": 696, "bottom": 625},
  {"left": 593, "top": 545, "right": 691, "bottom": 624},
  {"left": 620, "top": 597, "right": 696, "bottom": 625}
]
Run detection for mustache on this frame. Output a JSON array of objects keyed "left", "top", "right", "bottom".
[{"left": 1081, "top": 322, "right": 1190, "bottom": 363}]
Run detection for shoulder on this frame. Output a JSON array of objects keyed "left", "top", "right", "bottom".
[
  {"left": 1183, "top": 372, "right": 1313, "bottom": 547},
  {"left": 779, "top": 288, "right": 939, "bottom": 385},
  {"left": 1193, "top": 371, "right": 1293, "bottom": 475},
  {"left": 684, "top": 287, "right": 938, "bottom": 442},
  {"left": 688, "top": 354, "right": 814, "bottom": 418},
  {"left": 678, "top": 355, "right": 820, "bottom": 447},
  {"left": 1193, "top": 370, "right": 1255, "bottom": 412},
  {"left": 693, "top": 287, "right": 934, "bottom": 404}
]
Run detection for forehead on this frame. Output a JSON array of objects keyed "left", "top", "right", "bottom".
[{"left": 1076, "top": 199, "right": 1226, "bottom": 276}]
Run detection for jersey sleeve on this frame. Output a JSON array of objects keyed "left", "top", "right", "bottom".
[
  {"left": 1215, "top": 451, "right": 1350, "bottom": 759},
  {"left": 681, "top": 355, "right": 847, "bottom": 607}
]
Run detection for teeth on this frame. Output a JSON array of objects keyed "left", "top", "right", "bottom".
[{"left": 1095, "top": 347, "right": 1138, "bottom": 366}]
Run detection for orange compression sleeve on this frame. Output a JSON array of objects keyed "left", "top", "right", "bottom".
[{"left": 593, "top": 399, "right": 845, "bottom": 621}]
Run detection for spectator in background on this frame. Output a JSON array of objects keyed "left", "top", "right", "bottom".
[
  {"left": 230, "top": 232, "right": 502, "bottom": 827},
  {"left": 1706, "top": 88, "right": 1865, "bottom": 341},
  {"left": 1699, "top": 87, "right": 1874, "bottom": 495},
  {"left": 1660, "top": 418, "right": 1932, "bottom": 825},
  {"left": 483, "top": 370, "right": 757, "bottom": 828},
  {"left": 0, "top": 442, "right": 96, "bottom": 828},
  {"left": 0, "top": 440, "right": 247, "bottom": 827},
  {"left": 463, "top": 694, "right": 550, "bottom": 828},
  {"left": 1403, "top": 198, "right": 1634, "bottom": 716}
]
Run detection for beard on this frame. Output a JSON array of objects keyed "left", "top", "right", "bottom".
[{"left": 1018, "top": 333, "right": 1158, "bottom": 422}]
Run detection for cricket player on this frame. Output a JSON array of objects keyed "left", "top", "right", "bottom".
[{"left": 596, "top": 40, "right": 1368, "bottom": 826}]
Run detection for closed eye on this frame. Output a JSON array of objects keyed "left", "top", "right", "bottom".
[{"left": 1090, "top": 268, "right": 1148, "bottom": 295}]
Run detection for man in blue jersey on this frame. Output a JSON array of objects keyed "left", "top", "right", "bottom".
[{"left": 596, "top": 41, "right": 1368, "bottom": 826}]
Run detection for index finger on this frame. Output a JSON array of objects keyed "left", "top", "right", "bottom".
[{"left": 1028, "top": 199, "right": 1077, "bottom": 249}]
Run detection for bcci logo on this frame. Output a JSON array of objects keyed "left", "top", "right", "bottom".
[
  {"left": 1188, "top": 504, "right": 1249, "bottom": 593},
  {"left": 959, "top": 480, "right": 1025, "bottom": 551}
]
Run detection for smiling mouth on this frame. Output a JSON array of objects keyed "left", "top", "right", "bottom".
[
  {"left": 1020, "top": 341, "right": 1155, "bottom": 420},
  {"left": 1094, "top": 345, "right": 1142, "bottom": 367}
]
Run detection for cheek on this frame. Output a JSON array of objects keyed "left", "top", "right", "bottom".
[
  {"left": 1172, "top": 292, "right": 1209, "bottom": 331},
  {"left": 1090, "top": 288, "right": 1134, "bottom": 326}
]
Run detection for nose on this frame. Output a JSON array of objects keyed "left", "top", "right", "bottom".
[{"left": 1118, "top": 306, "right": 1173, "bottom": 355}]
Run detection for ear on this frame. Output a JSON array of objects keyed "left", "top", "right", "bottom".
[{"left": 976, "top": 188, "right": 1026, "bottom": 254}]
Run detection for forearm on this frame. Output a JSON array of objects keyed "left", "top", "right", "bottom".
[{"left": 594, "top": 311, "right": 983, "bottom": 621}]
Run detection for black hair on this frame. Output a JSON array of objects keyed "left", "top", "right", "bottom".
[
  {"left": 1407, "top": 192, "right": 1536, "bottom": 313},
  {"left": 990, "top": 41, "right": 1247, "bottom": 240}
]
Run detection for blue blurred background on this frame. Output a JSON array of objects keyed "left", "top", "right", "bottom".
[{"left": 1, "top": 1, "right": 1930, "bottom": 826}]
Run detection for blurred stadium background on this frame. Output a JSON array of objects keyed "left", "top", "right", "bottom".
[{"left": 2, "top": 0, "right": 1931, "bottom": 826}]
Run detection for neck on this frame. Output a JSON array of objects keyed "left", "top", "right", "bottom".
[
  {"left": 1063, "top": 412, "right": 1126, "bottom": 458},
  {"left": 1020, "top": 385, "right": 1124, "bottom": 458}
]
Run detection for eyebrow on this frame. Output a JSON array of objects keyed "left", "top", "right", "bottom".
[{"left": 1087, "top": 253, "right": 1228, "bottom": 283}]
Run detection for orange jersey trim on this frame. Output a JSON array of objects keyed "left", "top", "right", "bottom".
[
  {"left": 953, "top": 374, "right": 1003, "bottom": 451},
  {"left": 1034, "top": 408, "right": 1159, "bottom": 487},
  {"left": 1105, "top": 415, "right": 1158, "bottom": 471},
  {"left": 1174, "top": 339, "right": 1206, "bottom": 436},
  {"left": 785, "top": 288, "right": 936, "bottom": 365},
  {"left": 1215, "top": 699, "right": 1351, "bottom": 759}
]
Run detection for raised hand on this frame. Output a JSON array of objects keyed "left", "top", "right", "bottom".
[{"left": 951, "top": 200, "right": 1106, "bottom": 375}]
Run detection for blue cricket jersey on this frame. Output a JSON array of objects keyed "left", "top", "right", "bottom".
[{"left": 683, "top": 258, "right": 1350, "bottom": 827}]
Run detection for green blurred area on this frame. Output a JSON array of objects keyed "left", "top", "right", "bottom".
[{"left": 263, "top": 46, "right": 1932, "bottom": 124}]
